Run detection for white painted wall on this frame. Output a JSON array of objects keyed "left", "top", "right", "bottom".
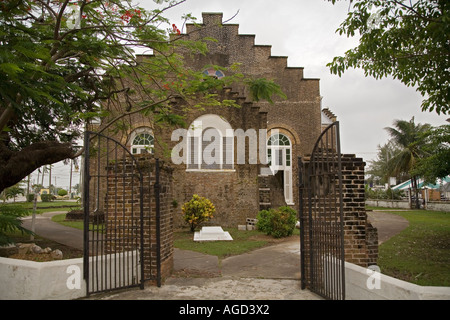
[
  {"left": 366, "top": 200, "right": 450, "bottom": 212},
  {"left": 0, "top": 257, "right": 85, "bottom": 300},
  {"left": 343, "top": 261, "right": 450, "bottom": 300},
  {"left": 0, "top": 251, "right": 140, "bottom": 300}
]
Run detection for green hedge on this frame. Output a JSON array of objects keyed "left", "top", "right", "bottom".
[{"left": 256, "top": 206, "right": 297, "bottom": 238}]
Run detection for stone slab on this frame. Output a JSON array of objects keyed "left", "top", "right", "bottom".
[{"left": 194, "top": 227, "right": 233, "bottom": 241}]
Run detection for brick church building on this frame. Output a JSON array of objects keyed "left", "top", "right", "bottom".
[
  {"left": 96, "top": 13, "right": 338, "bottom": 228},
  {"left": 86, "top": 13, "right": 378, "bottom": 282}
]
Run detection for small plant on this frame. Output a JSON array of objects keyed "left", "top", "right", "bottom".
[
  {"left": 182, "top": 194, "right": 215, "bottom": 232},
  {"left": 0, "top": 205, "right": 33, "bottom": 246},
  {"left": 257, "top": 206, "right": 297, "bottom": 238}
]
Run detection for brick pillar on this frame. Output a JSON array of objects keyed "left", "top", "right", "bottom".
[
  {"left": 105, "top": 156, "right": 174, "bottom": 285},
  {"left": 341, "top": 154, "right": 378, "bottom": 267},
  {"left": 300, "top": 154, "right": 378, "bottom": 269}
]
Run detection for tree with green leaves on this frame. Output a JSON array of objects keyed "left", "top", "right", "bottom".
[
  {"left": 0, "top": 204, "right": 32, "bottom": 246},
  {"left": 3, "top": 184, "right": 25, "bottom": 203},
  {"left": 411, "top": 123, "right": 450, "bottom": 184},
  {"left": 366, "top": 140, "right": 405, "bottom": 185},
  {"left": 328, "top": 0, "right": 449, "bottom": 114},
  {"left": 384, "top": 117, "right": 432, "bottom": 208},
  {"left": 0, "top": 0, "right": 285, "bottom": 194}
]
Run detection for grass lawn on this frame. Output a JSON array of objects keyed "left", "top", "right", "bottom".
[
  {"left": 174, "top": 227, "right": 300, "bottom": 259},
  {"left": 376, "top": 209, "right": 450, "bottom": 287}
]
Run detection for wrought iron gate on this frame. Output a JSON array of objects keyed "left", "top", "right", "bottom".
[
  {"left": 298, "top": 122, "right": 346, "bottom": 300},
  {"left": 82, "top": 131, "right": 161, "bottom": 296}
]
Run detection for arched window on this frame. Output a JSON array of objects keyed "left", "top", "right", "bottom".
[
  {"left": 130, "top": 128, "right": 154, "bottom": 155},
  {"left": 267, "top": 133, "right": 291, "bottom": 167},
  {"left": 187, "top": 114, "right": 234, "bottom": 171},
  {"left": 203, "top": 68, "right": 225, "bottom": 79}
]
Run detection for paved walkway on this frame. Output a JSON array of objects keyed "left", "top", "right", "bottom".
[
  {"left": 19, "top": 210, "right": 409, "bottom": 300},
  {"left": 21, "top": 211, "right": 83, "bottom": 250},
  {"left": 366, "top": 210, "right": 409, "bottom": 244}
]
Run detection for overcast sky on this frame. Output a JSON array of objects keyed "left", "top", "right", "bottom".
[{"left": 27, "top": 0, "right": 448, "bottom": 191}]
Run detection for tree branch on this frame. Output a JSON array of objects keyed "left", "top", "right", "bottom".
[{"left": 97, "top": 97, "right": 174, "bottom": 135}]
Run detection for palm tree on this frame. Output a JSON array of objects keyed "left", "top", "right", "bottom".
[{"left": 385, "top": 117, "right": 432, "bottom": 209}]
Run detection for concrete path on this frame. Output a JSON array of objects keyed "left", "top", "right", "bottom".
[
  {"left": 21, "top": 211, "right": 84, "bottom": 250},
  {"left": 367, "top": 210, "right": 409, "bottom": 244}
]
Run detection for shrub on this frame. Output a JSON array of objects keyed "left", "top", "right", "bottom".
[
  {"left": 27, "top": 193, "right": 35, "bottom": 202},
  {"left": 58, "top": 189, "right": 68, "bottom": 197},
  {"left": 182, "top": 194, "right": 215, "bottom": 232},
  {"left": 257, "top": 206, "right": 297, "bottom": 238},
  {"left": 40, "top": 194, "right": 54, "bottom": 202},
  {"left": 255, "top": 209, "right": 275, "bottom": 234}
]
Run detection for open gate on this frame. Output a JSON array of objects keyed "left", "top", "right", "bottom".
[
  {"left": 82, "top": 131, "right": 161, "bottom": 296},
  {"left": 298, "top": 122, "right": 345, "bottom": 300}
]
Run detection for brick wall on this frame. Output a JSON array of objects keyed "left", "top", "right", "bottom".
[{"left": 341, "top": 155, "right": 378, "bottom": 267}]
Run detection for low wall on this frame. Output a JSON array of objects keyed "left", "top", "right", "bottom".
[
  {"left": 0, "top": 251, "right": 140, "bottom": 300},
  {"left": 343, "top": 261, "right": 450, "bottom": 300},
  {"left": 0, "top": 257, "right": 86, "bottom": 300},
  {"left": 366, "top": 199, "right": 411, "bottom": 209},
  {"left": 366, "top": 199, "right": 450, "bottom": 212}
]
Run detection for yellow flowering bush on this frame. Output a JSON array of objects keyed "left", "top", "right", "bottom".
[{"left": 182, "top": 194, "right": 216, "bottom": 232}]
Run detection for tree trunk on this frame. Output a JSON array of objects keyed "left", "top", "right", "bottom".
[
  {"left": 0, "top": 140, "right": 75, "bottom": 193},
  {"left": 411, "top": 176, "right": 420, "bottom": 209}
]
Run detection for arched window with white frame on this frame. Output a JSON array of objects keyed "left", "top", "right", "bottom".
[
  {"left": 187, "top": 114, "right": 234, "bottom": 171},
  {"left": 129, "top": 128, "right": 154, "bottom": 155}
]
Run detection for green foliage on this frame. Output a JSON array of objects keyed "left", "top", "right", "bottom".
[
  {"left": 245, "top": 78, "right": 287, "bottom": 104},
  {"left": 2, "top": 184, "right": 25, "bottom": 202},
  {"left": 181, "top": 194, "right": 216, "bottom": 232},
  {"left": 257, "top": 206, "right": 297, "bottom": 238},
  {"left": 365, "top": 185, "right": 404, "bottom": 200},
  {"left": 411, "top": 124, "right": 450, "bottom": 183},
  {"left": 327, "top": 0, "right": 450, "bottom": 114},
  {"left": 0, "top": 0, "right": 287, "bottom": 193},
  {"left": 368, "top": 119, "right": 449, "bottom": 187},
  {"left": 40, "top": 194, "right": 54, "bottom": 203},
  {"left": 57, "top": 189, "right": 68, "bottom": 197},
  {"left": 27, "top": 193, "right": 35, "bottom": 202},
  {"left": 0, "top": 205, "right": 32, "bottom": 246}
]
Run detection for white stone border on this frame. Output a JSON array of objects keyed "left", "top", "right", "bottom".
[
  {"left": 342, "top": 261, "right": 450, "bottom": 300},
  {"left": 0, "top": 251, "right": 140, "bottom": 300},
  {"left": 0, "top": 256, "right": 86, "bottom": 300}
]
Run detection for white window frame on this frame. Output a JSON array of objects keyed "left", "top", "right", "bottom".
[{"left": 129, "top": 128, "right": 155, "bottom": 155}]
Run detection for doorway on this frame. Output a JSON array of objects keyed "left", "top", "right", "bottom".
[{"left": 268, "top": 133, "right": 293, "bottom": 205}]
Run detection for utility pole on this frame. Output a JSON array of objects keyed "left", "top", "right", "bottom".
[
  {"left": 69, "top": 160, "right": 73, "bottom": 199},
  {"left": 48, "top": 165, "right": 51, "bottom": 193}
]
